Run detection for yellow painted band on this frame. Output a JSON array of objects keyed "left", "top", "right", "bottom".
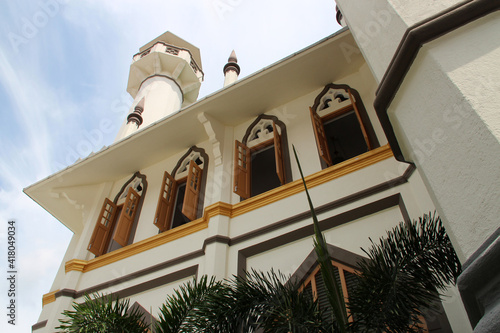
[{"left": 42, "top": 289, "right": 60, "bottom": 307}]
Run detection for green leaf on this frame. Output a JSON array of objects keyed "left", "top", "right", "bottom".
[
  {"left": 57, "top": 292, "right": 148, "bottom": 333},
  {"left": 348, "top": 213, "right": 461, "bottom": 332},
  {"left": 293, "top": 146, "right": 349, "bottom": 333}
]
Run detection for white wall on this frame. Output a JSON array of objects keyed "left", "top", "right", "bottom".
[
  {"left": 336, "top": 0, "right": 463, "bottom": 82},
  {"left": 388, "top": 12, "right": 500, "bottom": 260}
]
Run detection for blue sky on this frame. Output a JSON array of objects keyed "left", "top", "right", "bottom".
[{"left": 0, "top": 0, "right": 340, "bottom": 331}]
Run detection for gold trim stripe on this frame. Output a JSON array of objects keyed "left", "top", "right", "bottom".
[
  {"left": 231, "top": 145, "right": 393, "bottom": 217},
  {"left": 77, "top": 219, "right": 208, "bottom": 273},
  {"left": 42, "top": 289, "right": 59, "bottom": 307},
  {"left": 65, "top": 145, "right": 392, "bottom": 273}
]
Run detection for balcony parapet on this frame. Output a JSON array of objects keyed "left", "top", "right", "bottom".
[{"left": 132, "top": 41, "right": 204, "bottom": 81}]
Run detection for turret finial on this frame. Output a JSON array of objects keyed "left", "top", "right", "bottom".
[{"left": 228, "top": 50, "right": 238, "bottom": 63}]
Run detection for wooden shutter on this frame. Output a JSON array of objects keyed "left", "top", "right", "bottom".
[
  {"left": 310, "top": 107, "right": 332, "bottom": 167},
  {"left": 88, "top": 198, "right": 117, "bottom": 256},
  {"left": 113, "top": 187, "right": 140, "bottom": 246},
  {"left": 273, "top": 122, "right": 286, "bottom": 185},
  {"left": 348, "top": 89, "right": 372, "bottom": 150},
  {"left": 182, "top": 160, "right": 203, "bottom": 221},
  {"left": 154, "top": 171, "right": 177, "bottom": 232},
  {"left": 234, "top": 140, "right": 251, "bottom": 199}
]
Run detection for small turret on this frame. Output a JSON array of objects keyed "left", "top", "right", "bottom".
[
  {"left": 127, "top": 97, "right": 145, "bottom": 128},
  {"left": 335, "top": 5, "right": 346, "bottom": 27},
  {"left": 223, "top": 50, "right": 240, "bottom": 87}
]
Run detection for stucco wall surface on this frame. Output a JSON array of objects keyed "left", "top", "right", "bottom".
[
  {"left": 336, "top": 0, "right": 464, "bottom": 82},
  {"left": 388, "top": 13, "right": 500, "bottom": 261}
]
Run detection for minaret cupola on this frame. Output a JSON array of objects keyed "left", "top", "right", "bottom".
[{"left": 115, "top": 32, "right": 204, "bottom": 141}]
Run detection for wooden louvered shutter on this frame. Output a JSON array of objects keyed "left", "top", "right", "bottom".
[
  {"left": 88, "top": 198, "right": 117, "bottom": 256},
  {"left": 234, "top": 140, "right": 251, "bottom": 199},
  {"left": 154, "top": 171, "right": 177, "bottom": 232},
  {"left": 113, "top": 187, "right": 140, "bottom": 247},
  {"left": 182, "top": 160, "right": 203, "bottom": 221},
  {"left": 348, "top": 89, "right": 372, "bottom": 150},
  {"left": 310, "top": 107, "right": 332, "bottom": 167},
  {"left": 273, "top": 122, "right": 286, "bottom": 185}
]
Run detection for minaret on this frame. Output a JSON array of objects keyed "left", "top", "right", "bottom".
[
  {"left": 115, "top": 32, "right": 204, "bottom": 141},
  {"left": 223, "top": 50, "right": 240, "bottom": 87}
]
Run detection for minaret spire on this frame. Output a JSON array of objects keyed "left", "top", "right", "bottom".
[{"left": 223, "top": 50, "right": 240, "bottom": 87}]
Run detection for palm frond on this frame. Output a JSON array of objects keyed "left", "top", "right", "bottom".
[
  {"left": 186, "top": 269, "right": 327, "bottom": 333},
  {"left": 293, "top": 146, "right": 349, "bottom": 332},
  {"left": 155, "top": 275, "right": 224, "bottom": 333},
  {"left": 233, "top": 269, "right": 327, "bottom": 333},
  {"left": 57, "top": 292, "right": 148, "bottom": 333},
  {"left": 348, "top": 213, "right": 461, "bottom": 332}
]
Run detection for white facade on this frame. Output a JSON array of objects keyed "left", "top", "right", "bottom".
[{"left": 26, "top": 20, "right": 481, "bottom": 332}]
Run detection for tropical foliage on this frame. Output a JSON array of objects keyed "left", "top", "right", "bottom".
[
  {"left": 293, "top": 146, "right": 349, "bottom": 332},
  {"left": 348, "top": 213, "right": 461, "bottom": 332},
  {"left": 57, "top": 292, "right": 148, "bottom": 333},
  {"left": 155, "top": 270, "right": 327, "bottom": 332},
  {"left": 154, "top": 275, "right": 225, "bottom": 333}
]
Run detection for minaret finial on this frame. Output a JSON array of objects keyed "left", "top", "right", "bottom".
[
  {"left": 228, "top": 50, "right": 238, "bottom": 63},
  {"left": 223, "top": 50, "right": 240, "bottom": 87}
]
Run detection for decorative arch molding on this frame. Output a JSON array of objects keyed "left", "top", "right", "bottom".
[
  {"left": 290, "top": 244, "right": 364, "bottom": 285},
  {"left": 312, "top": 83, "right": 379, "bottom": 151},
  {"left": 113, "top": 172, "right": 147, "bottom": 204},
  {"left": 171, "top": 146, "right": 209, "bottom": 220},
  {"left": 108, "top": 172, "right": 148, "bottom": 252},
  {"left": 242, "top": 114, "right": 292, "bottom": 184},
  {"left": 172, "top": 146, "right": 208, "bottom": 178}
]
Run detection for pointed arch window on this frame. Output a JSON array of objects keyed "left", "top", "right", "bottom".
[
  {"left": 300, "top": 260, "right": 435, "bottom": 330},
  {"left": 88, "top": 173, "right": 147, "bottom": 256},
  {"left": 154, "top": 146, "right": 208, "bottom": 233},
  {"left": 299, "top": 260, "right": 359, "bottom": 322},
  {"left": 293, "top": 246, "right": 451, "bottom": 331},
  {"left": 234, "top": 115, "right": 290, "bottom": 199},
  {"left": 310, "top": 84, "right": 379, "bottom": 168}
]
